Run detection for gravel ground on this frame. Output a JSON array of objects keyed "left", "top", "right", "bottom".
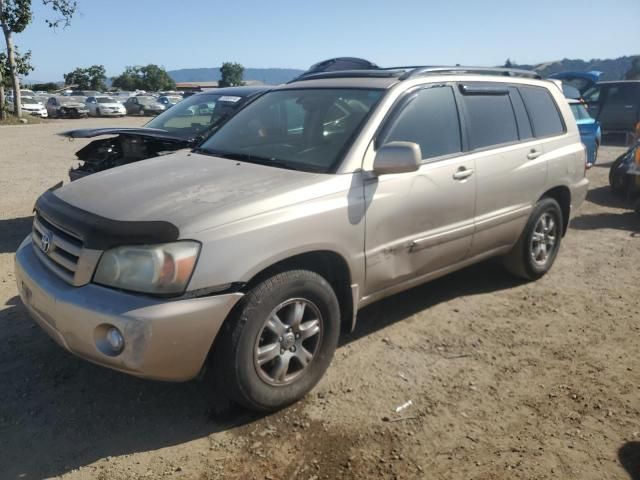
[{"left": 0, "top": 118, "right": 639, "bottom": 480}]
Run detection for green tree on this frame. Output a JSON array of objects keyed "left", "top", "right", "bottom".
[
  {"left": 112, "top": 64, "right": 175, "bottom": 92},
  {"left": 0, "top": 0, "right": 77, "bottom": 118},
  {"left": 504, "top": 58, "right": 514, "bottom": 68},
  {"left": 139, "top": 64, "right": 175, "bottom": 91},
  {"left": 219, "top": 62, "right": 244, "bottom": 87},
  {"left": 625, "top": 57, "right": 640, "bottom": 80},
  {"left": 63, "top": 64, "right": 106, "bottom": 90},
  {"left": 0, "top": 45, "right": 32, "bottom": 117}
]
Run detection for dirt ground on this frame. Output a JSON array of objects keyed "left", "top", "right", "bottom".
[{"left": 0, "top": 118, "right": 639, "bottom": 480}]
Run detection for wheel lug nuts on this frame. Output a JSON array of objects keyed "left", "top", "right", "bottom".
[
  {"left": 280, "top": 349, "right": 285, "bottom": 355},
  {"left": 290, "top": 346, "right": 296, "bottom": 352},
  {"left": 278, "top": 337, "right": 283, "bottom": 342},
  {"left": 295, "top": 333, "right": 300, "bottom": 339}
]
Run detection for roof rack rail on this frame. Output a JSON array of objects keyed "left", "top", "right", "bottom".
[
  {"left": 398, "top": 66, "right": 541, "bottom": 80},
  {"left": 287, "top": 64, "right": 542, "bottom": 83}
]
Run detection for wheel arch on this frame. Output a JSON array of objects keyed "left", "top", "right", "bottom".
[
  {"left": 241, "top": 250, "right": 355, "bottom": 334},
  {"left": 539, "top": 185, "right": 571, "bottom": 236}
]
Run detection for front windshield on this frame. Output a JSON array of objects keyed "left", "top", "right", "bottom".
[
  {"left": 145, "top": 93, "right": 247, "bottom": 139},
  {"left": 198, "top": 88, "right": 383, "bottom": 173},
  {"left": 22, "top": 98, "right": 38, "bottom": 105},
  {"left": 97, "top": 97, "right": 117, "bottom": 103}
]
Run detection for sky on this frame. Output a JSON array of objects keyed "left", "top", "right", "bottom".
[{"left": 10, "top": 0, "right": 640, "bottom": 82}]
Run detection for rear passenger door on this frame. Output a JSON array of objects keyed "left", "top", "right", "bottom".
[
  {"left": 457, "top": 83, "right": 548, "bottom": 257},
  {"left": 363, "top": 85, "right": 476, "bottom": 296}
]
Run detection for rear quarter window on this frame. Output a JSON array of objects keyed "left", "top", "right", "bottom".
[{"left": 519, "top": 86, "right": 565, "bottom": 138}]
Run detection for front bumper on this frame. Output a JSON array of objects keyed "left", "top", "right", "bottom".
[
  {"left": 15, "top": 237, "right": 243, "bottom": 381},
  {"left": 100, "top": 110, "right": 126, "bottom": 116}
]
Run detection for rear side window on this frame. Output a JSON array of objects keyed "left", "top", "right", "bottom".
[
  {"left": 519, "top": 86, "right": 565, "bottom": 137},
  {"left": 380, "top": 86, "right": 462, "bottom": 161},
  {"left": 461, "top": 92, "right": 519, "bottom": 149}
]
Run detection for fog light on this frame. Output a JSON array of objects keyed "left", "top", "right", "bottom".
[{"left": 106, "top": 327, "right": 124, "bottom": 353}]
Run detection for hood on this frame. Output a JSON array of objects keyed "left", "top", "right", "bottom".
[
  {"left": 58, "top": 127, "right": 188, "bottom": 143},
  {"left": 53, "top": 150, "right": 329, "bottom": 235},
  {"left": 59, "top": 102, "right": 87, "bottom": 108},
  {"left": 98, "top": 103, "right": 125, "bottom": 108}
]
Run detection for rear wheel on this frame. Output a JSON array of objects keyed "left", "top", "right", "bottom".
[
  {"left": 503, "top": 197, "right": 563, "bottom": 280},
  {"left": 213, "top": 270, "right": 340, "bottom": 412}
]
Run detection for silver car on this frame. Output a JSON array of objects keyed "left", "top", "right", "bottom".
[{"left": 15, "top": 67, "right": 588, "bottom": 411}]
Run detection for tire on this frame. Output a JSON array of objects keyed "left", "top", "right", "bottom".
[
  {"left": 609, "top": 154, "right": 629, "bottom": 194},
  {"left": 96, "top": 108, "right": 102, "bottom": 117},
  {"left": 213, "top": 270, "right": 340, "bottom": 412},
  {"left": 503, "top": 197, "right": 563, "bottom": 281}
]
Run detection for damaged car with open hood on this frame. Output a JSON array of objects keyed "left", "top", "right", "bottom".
[{"left": 64, "top": 86, "right": 270, "bottom": 181}]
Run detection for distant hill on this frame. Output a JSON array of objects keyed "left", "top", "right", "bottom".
[
  {"left": 510, "top": 55, "right": 639, "bottom": 80},
  {"left": 167, "top": 67, "right": 305, "bottom": 85},
  {"left": 168, "top": 56, "right": 639, "bottom": 86}
]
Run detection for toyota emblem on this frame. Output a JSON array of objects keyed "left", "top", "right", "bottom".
[{"left": 40, "top": 232, "right": 52, "bottom": 254}]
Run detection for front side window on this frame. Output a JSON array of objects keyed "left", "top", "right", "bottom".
[
  {"left": 462, "top": 92, "right": 519, "bottom": 149},
  {"left": 519, "top": 86, "right": 565, "bottom": 137},
  {"left": 198, "top": 88, "right": 384, "bottom": 173},
  {"left": 379, "top": 86, "right": 462, "bottom": 160}
]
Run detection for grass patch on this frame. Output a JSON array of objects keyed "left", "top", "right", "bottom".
[{"left": 0, "top": 115, "right": 48, "bottom": 126}]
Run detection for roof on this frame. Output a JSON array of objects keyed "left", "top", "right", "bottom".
[
  {"left": 282, "top": 76, "right": 400, "bottom": 90},
  {"left": 597, "top": 80, "right": 640, "bottom": 84},
  {"left": 191, "top": 85, "right": 271, "bottom": 97}
]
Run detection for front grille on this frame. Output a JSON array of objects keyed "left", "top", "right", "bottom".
[{"left": 32, "top": 212, "right": 83, "bottom": 284}]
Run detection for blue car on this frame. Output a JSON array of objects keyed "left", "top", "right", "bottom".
[{"left": 568, "top": 99, "right": 601, "bottom": 166}]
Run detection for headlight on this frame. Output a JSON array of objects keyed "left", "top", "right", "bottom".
[{"left": 94, "top": 241, "right": 200, "bottom": 295}]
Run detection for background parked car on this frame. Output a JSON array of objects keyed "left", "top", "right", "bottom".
[
  {"left": 62, "top": 86, "right": 270, "bottom": 180},
  {"left": 583, "top": 81, "right": 640, "bottom": 145},
  {"left": 85, "top": 96, "right": 127, "bottom": 117},
  {"left": 158, "top": 95, "right": 182, "bottom": 108},
  {"left": 68, "top": 90, "right": 101, "bottom": 97},
  {"left": 568, "top": 98, "right": 601, "bottom": 166},
  {"left": 123, "top": 96, "right": 166, "bottom": 116},
  {"left": 46, "top": 96, "right": 90, "bottom": 118},
  {"left": 6, "top": 97, "right": 48, "bottom": 118}
]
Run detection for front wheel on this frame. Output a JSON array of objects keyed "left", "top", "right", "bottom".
[
  {"left": 503, "top": 197, "right": 563, "bottom": 280},
  {"left": 213, "top": 270, "right": 340, "bottom": 412}
]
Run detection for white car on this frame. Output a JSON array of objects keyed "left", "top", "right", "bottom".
[
  {"left": 7, "top": 97, "right": 48, "bottom": 118},
  {"left": 85, "top": 96, "right": 127, "bottom": 117}
]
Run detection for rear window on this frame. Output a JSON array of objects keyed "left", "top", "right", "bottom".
[
  {"left": 519, "top": 86, "right": 565, "bottom": 137},
  {"left": 461, "top": 92, "right": 519, "bottom": 150},
  {"left": 570, "top": 103, "right": 592, "bottom": 121}
]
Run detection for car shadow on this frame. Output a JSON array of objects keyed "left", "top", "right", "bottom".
[
  {"left": 342, "top": 259, "right": 523, "bottom": 345},
  {"left": 585, "top": 185, "right": 633, "bottom": 210},
  {"left": 0, "top": 258, "right": 523, "bottom": 479},
  {"left": 0, "top": 295, "right": 263, "bottom": 480},
  {"left": 0, "top": 216, "right": 32, "bottom": 254},
  {"left": 570, "top": 212, "right": 640, "bottom": 234},
  {"left": 619, "top": 442, "right": 640, "bottom": 480}
]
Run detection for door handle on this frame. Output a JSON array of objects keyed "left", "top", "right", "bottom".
[
  {"left": 452, "top": 167, "right": 474, "bottom": 180},
  {"left": 527, "top": 149, "right": 543, "bottom": 160}
]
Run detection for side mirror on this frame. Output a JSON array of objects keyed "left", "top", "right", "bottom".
[{"left": 373, "top": 141, "right": 421, "bottom": 175}]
